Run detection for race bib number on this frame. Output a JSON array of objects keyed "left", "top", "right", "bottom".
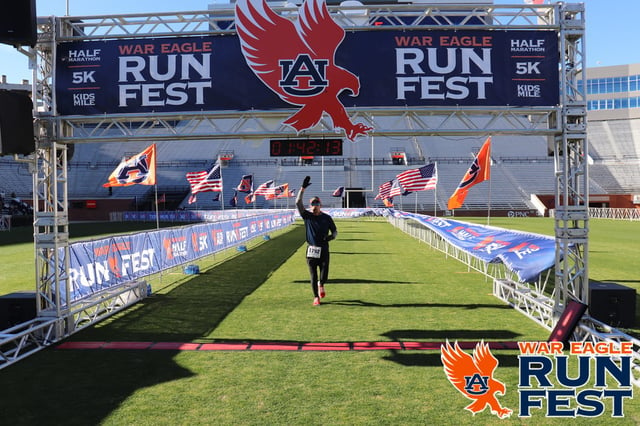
[{"left": 307, "top": 245, "right": 322, "bottom": 258}]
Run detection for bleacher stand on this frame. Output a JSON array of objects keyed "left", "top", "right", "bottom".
[{"left": 2, "top": 121, "right": 639, "bottom": 217}]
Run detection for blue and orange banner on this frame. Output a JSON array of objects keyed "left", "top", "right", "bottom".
[
  {"left": 55, "top": 211, "right": 295, "bottom": 303},
  {"left": 392, "top": 210, "right": 555, "bottom": 283},
  {"left": 103, "top": 144, "right": 156, "bottom": 187},
  {"left": 448, "top": 137, "right": 491, "bottom": 210}
]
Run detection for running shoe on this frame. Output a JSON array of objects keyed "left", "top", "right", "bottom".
[
  {"left": 318, "top": 283, "right": 326, "bottom": 299},
  {"left": 313, "top": 297, "right": 321, "bottom": 306}
]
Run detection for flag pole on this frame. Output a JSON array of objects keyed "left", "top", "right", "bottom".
[
  {"left": 414, "top": 191, "right": 418, "bottom": 214},
  {"left": 154, "top": 185, "right": 160, "bottom": 230},
  {"left": 434, "top": 162, "right": 438, "bottom": 217},
  {"left": 487, "top": 174, "right": 492, "bottom": 226},
  {"left": 219, "top": 161, "right": 225, "bottom": 211}
]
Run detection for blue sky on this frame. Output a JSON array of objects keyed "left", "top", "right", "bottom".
[{"left": 0, "top": 0, "right": 637, "bottom": 83}]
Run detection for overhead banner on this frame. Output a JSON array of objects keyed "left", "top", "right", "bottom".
[
  {"left": 55, "top": 29, "right": 558, "bottom": 116},
  {"left": 392, "top": 211, "right": 556, "bottom": 283},
  {"left": 55, "top": 212, "right": 295, "bottom": 303}
]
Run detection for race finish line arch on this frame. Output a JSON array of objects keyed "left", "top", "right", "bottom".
[{"left": 6, "top": 2, "right": 615, "bottom": 370}]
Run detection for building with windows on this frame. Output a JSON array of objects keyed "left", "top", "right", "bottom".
[
  {"left": 582, "top": 64, "right": 640, "bottom": 207},
  {"left": 584, "top": 63, "right": 640, "bottom": 121}
]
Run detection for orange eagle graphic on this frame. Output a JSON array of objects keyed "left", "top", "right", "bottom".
[
  {"left": 235, "top": 0, "right": 372, "bottom": 141},
  {"left": 441, "top": 340, "right": 512, "bottom": 419}
]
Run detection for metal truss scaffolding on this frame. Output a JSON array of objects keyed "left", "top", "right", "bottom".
[{"left": 5, "top": 2, "right": 625, "bottom": 369}]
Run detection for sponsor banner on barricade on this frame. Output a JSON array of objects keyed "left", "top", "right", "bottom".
[
  {"left": 322, "top": 208, "right": 388, "bottom": 218},
  {"left": 56, "top": 211, "right": 295, "bottom": 303},
  {"left": 122, "top": 209, "right": 295, "bottom": 223},
  {"left": 392, "top": 210, "right": 555, "bottom": 282}
]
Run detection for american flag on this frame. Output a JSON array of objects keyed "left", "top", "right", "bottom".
[
  {"left": 396, "top": 163, "right": 437, "bottom": 192},
  {"left": 332, "top": 186, "right": 345, "bottom": 197},
  {"left": 265, "top": 183, "right": 289, "bottom": 200},
  {"left": 186, "top": 162, "right": 222, "bottom": 195},
  {"left": 389, "top": 178, "right": 407, "bottom": 197},
  {"left": 375, "top": 180, "right": 393, "bottom": 200},
  {"left": 253, "top": 179, "right": 274, "bottom": 196}
]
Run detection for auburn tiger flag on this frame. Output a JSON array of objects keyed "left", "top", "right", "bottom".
[
  {"left": 103, "top": 144, "right": 156, "bottom": 187},
  {"left": 276, "top": 183, "right": 292, "bottom": 199},
  {"left": 236, "top": 174, "right": 253, "bottom": 193},
  {"left": 448, "top": 137, "right": 491, "bottom": 210}
]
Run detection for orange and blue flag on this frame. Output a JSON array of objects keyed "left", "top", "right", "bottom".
[
  {"left": 448, "top": 137, "right": 491, "bottom": 210},
  {"left": 103, "top": 144, "right": 156, "bottom": 187},
  {"left": 236, "top": 174, "right": 253, "bottom": 193}
]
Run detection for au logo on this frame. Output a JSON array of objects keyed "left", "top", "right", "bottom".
[
  {"left": 459, "top": 158, "right": 482, "bottom": 189},
  {"left": 279, "top": 54, "right": 329, "bottom": 97},
  {"left": 115, "top": 154, "right": 151, "bottom": 184},
  {"left": 464, "top": 373, "right": 490, "bottom": 395},
  {"left": 235, "top": 0, "right": 373, "bottom": 141},
  {"left": 441, "top": 340, "right": 512, "bottom": 419}
]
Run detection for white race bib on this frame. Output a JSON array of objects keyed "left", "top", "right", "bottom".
[{"left": 306, "top": 245, "right": 322, "bottom": 259}]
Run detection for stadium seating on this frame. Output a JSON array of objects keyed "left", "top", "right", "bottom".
[{"left": 2, "top": 117, "right": 639, "bottom": 215}]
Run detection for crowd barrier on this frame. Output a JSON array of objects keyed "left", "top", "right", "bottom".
[{"left": 55, "top": 211, "right": 296, "bottom": 303}]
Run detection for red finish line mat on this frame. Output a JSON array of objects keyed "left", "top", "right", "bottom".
[{"left": 56, "top": 341, "right": 520, "bottom": 351}]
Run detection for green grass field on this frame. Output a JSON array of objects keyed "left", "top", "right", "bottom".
[{"left": 0, "top": 217, "right": 639, "bottom": 425}]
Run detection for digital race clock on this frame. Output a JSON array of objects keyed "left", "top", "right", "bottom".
[{"left": 269, "top": 138, "right": 343, "bottom": 157}]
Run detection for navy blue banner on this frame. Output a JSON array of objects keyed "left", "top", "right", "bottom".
[
  {"left": 56, "top": 211, "right": 295, "bottom": 303},
  {"left": 55, "top": 30, "right": 558, "bottom": 115},
  {"left": 392, "top": 211, "right": 556, "bottom": 283}
]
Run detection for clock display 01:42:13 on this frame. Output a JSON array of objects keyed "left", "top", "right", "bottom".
[{"left": 269, "top": 138, "right": 343, "bottom": 156}]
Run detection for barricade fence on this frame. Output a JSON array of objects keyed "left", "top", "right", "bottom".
[
  {"left": 58, "top": 211, "right": 296, "bottom": 304},
  {"left": 550, "top": 208, "right": 640, "bottom": 221},
  {"left": 387, "top": 212, "right": 640, "bottom": 387}
]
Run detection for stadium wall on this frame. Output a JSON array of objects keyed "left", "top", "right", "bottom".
[{"left": 537, "top": 194, "right": 639, "bottom": 211}]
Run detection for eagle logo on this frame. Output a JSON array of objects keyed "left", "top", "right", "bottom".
[
  {"left": 441, "top": 340, "right": 512, "bottom": 419},
  {"left": 235, "top": 0, "right": 373, "bottom": 141}
]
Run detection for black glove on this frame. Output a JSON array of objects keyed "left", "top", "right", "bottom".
[{"left": 302, "top": 176, "right": 311, "bottom": 188}]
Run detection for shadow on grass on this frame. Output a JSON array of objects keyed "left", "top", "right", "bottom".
[
  {"left": 293, "top": 278, "right": 416, "bottom": 284},
  {"left": 382, "top": 329, "right": 521, "bottom": 340},
  {"left": 383, "top": 351, "right": 522, "bottom": 368},
  {"left": 327, "top": 300, "right": 513, "bottom": 309},
  {"left": 382, "top": 329, "right": 523, "bottom": 367},
  {"left": 0, "top": 226, "right": 306, "bottom": 425},
  {"left": 331, "top": 251, "right": 392, "bottom": 255},
  {"left": 75, "top": 226, "right": 306, "bottom": 342}
]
